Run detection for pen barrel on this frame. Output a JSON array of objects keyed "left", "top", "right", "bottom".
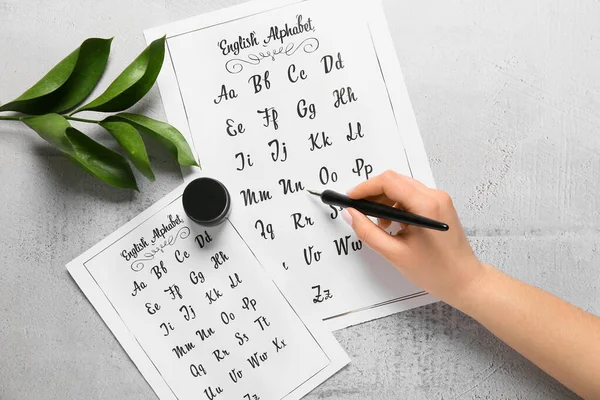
[{"left": 321, "top": 190, "right": 449, "bottom": 231}]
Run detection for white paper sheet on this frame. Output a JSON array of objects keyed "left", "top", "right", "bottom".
[
  {"left": 145, "top": 0, "right": 437, "bottom": 330},
  {"left": 67, "top": 183, "right": 349, "bottom": 400}
]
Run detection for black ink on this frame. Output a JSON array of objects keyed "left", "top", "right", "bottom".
[
  {"left": 145, "top": 302, "right": 161, "bottom": 315},
  {"left": 272, "top": 337, "right": 287, "bottom": 353},
  {"left": 333, "top": 86, "right": 358, "bottom": 108},
  {"left": 181, "top": 178, "right": 229, "bottom": 233},
  {"left": 352, "top": 158, "right": 373, "bottom": 180},
  {"left": 319, "top": 166, "right": 338, "bottom": 185},
  {"left": 229, "top": 273, "right": 242, "bottom": 289},
  {"left": 267, "top": 139, "right": 288, "bottom": 162},
  {"left": 225, "top": 37, "right": 319, "bottom": 74},
  {"left": 278, "top": 178, "right": 305, "bottom": 195},
  {"left": 189, "top": 270, "right": 206, "bottom": 285},
  {"left": 164, "top": 284, "right": 183, "bottom": 300},
  {"left": 150, "top": 260, "right": 168, "bottom": 280},
  {"left": 213, "top": 84, "right": 238, "bottom": 104},
  {"left": 333, "top": 235, "right": 363, "bottom": 256},
  {"left": 253, "top": 316, "right": 271, "bottom": 331},
  {"left": 247, "top": 351, "right": 269, "bottom": 369},
  {"left": 241, "top": 297, "right": 258, "bottom": 311},
  {"left": 218, "top": 32, "right": 259, "bottom": 56},
  {"left": 183, "top": 178, "right": 230, "bottom": 228},
  {"left": 190, "top": 363, "right": 207, "bottom": 378},
  {"left": 203, "top": 385, "right": 223, "bottom": 400},
  {"left": 255, "top": 219, "right": 275, "bottom": 240},
  {"left": 257, "top": 107, "right": 279, "bottom": 130},
  {"left": 131, "top": 280, "right": 147, "bottom": 297},
  {"left": 160, "top": 322, "right": 175, "bottom": 337},
  {"left": 329, "top": 205, "right": 343, "bottom": 220},
  {"left": 174, "top": 249, "right": 190, "bottom": 263},
  {"left": 221, "top": 311, "right": 236, "bottom": 325},
  {"left": 229, "top": 368, "right": 243, "bottom": 383},
  {"left": 248, "top": 71, "right": 271, "bottom": 94},
  {"left": 196, "top": 327, "right": 216, "bottom": 341},
  {"left": 291, "top": 213, "right": 315, "bottom": 230},
  {"left": 297, "top": 99, "right": 316, "bottom": 119},
  {"left": 263, "top": 15, "right": 315, "bottom": 45},
  {"left": 226, "top": 118, "right": 245, "bottom": 137},
  {"left": 211, "top": 251, "right": 229, "bottom": 269},
  {"left": 240, "top": 188, "right": 273, "bottom": 206},
  {"left": 346, "top": 122, "right": 364, "bottom": 141},
  {"left": 287, "top": 64, "right": 307, "bottom": 83},
  {"left": 321, "top": 52, "right": 345, "bottom": 74},
  {"left": 134, "top": 225, "right": 189, "bottom": 271},
  {"left": 312, "top": 285, "right": 333, "bottom": 303},
  {"left": 303, "top": 245, "right": 322, "bottom": 265},
  {"left": 235, "top": 332, "right": 250, "bottom": 346},
  {"left": 172, "top": 341, "right": 195, "bottom": 359},
  {"left": 195, "top": 230, "right": 213, "bottom": 249},
  {"left": 308, "top": 132, "right": 332, "bottom": 151},
  {"left": 235, "top": 152, "right": 254, "bottom": 171},
  {"left": 150, "top": 215, "right": 184, "bottom": 244},
  {"left": 212, "top": 348, "right": 230, "bottom": 362},
  {"left": 206, "top": 288, "right": 224, "bottom": 305},
  {"left": 121, "top": 237, "right": 149, "bottom": 262},
  {"left": 179, "top": 304, "right": 197, "bottom": 321}
]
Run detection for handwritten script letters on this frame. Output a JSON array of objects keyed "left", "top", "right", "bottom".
[{"left": 166, "top": 0, "right": 428, "bottom": 327}]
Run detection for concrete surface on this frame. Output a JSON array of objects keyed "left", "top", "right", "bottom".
[{"left": 1, "top": 0, "right": 598, "bottom": 399}]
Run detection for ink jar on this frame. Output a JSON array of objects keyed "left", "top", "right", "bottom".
[{"left": 182, "top": 177, "right": 231, "bottom": 226}]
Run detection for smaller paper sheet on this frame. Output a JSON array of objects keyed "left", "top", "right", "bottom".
[{"left": 67, "top": 182, "right": 349, "bottom": 400}]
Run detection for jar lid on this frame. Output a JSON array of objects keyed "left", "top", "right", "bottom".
[{"left": 182, "top": 178, "right": 231, "bottom": 226}]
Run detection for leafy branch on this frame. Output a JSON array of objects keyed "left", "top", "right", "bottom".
[{"left": 0, "top": 36, "right": 198, "bottom": 190}]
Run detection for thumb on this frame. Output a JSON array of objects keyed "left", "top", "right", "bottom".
[{"left": 344, "top": 208, "right": 399, "bottom": 256}]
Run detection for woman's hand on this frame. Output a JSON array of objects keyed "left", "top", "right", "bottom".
[
  {"left": 344, "top": 170, "right": 484, "bottom": 307},
  {"left": 344, "top": 171, "right": 600, "bottom": 398}
]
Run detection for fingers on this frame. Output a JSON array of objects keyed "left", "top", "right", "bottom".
[
  {"left": 365, "top": 193, "right": 396, "bottom": 206},
  {"left": 347, "top": 170, "right": 428, "bottom": 213},
  {"left": 378, "top": 218, "right": 392, "bottom": 230},
  {"left": 365, "top": 194, "right": 396, "bottom": 229},
  {"left": 345, "top": 208, "right": 404, "bottom": 256}
]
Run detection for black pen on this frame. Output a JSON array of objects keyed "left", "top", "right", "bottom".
[{"left": 308, "top": 189, "right": 449, "bottom": 232}]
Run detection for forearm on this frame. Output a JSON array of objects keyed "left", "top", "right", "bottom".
[
  {"left": 452, "top": 263, "right": 600, "bottom": 399},
  {"left": 344, "top": 172, "right": 600, "bottom": 396}
]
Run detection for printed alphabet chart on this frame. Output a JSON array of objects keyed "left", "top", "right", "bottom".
[
  {"left": 67, "top": 183, "right": 349, "bottom": 400},
  {"left": 146, "top": 0, "right": 437, "bottom": 330}
]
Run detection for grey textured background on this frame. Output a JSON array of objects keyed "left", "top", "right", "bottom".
[{"left": 1, "top": 0, "right": 598, "bottom": 399}]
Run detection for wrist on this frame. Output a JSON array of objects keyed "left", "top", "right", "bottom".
[{"left": 446, "top": 261, "right": 495, "bottom": 314}]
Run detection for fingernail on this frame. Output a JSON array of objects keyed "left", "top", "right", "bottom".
[
  {"left": 346, "top": 186, "right": 356, "bottom": 195},
  {"left": 341, "top": 209, "right": 353, "bottom": 226}
]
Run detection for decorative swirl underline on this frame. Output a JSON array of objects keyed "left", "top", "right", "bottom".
[
  {"left": 130, "top": 226, "right": 191, "bottom": 272},
  {"left": 225, "top": 37, "right": 320, "bottom": 74}
]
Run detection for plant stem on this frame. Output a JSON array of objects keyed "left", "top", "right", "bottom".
[
  {"left": 65, "top": 116, "right": 98, "bottom": 124},
  {"left": 0, "top": 115, "right": 99, "bottom": 124}
]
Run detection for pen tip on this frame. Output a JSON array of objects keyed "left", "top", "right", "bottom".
[{"left": 307, "top": 190, "right": 322, "bottom": 197}]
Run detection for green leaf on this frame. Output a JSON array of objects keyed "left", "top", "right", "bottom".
[
  {"left": 0, "top": 38, "right": 112, "bottom": 114},
  {"left": 74, "top": 36, "right": 166, "bottom": 114},
  {"left": 23, "top": 114, "right": 138, "bottom": 190},
  {"left": 100, "top": 119, "right": 155, "bottom": 181},
  {"left": 111, "top": 113, "right": 198, "bottom": 167},
  {"left": 23, "top": 114, "right": 74, "bottom": 153},
  {"left": 65, "top": 127, "right": 138, "bottom": 190}
]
